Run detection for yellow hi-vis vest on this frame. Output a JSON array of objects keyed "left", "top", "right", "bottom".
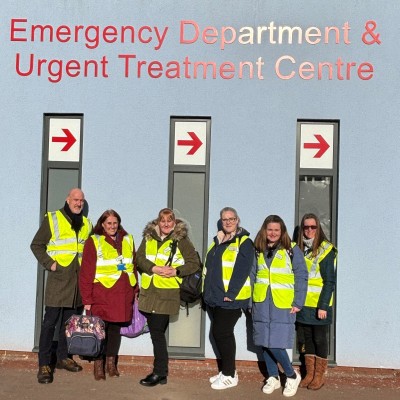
[
  {"left": 204, "top": 236, "right": 251, "bottom": 300},
  {"left": 253, "top": 243, "right": 296, "bottom": 308},
  {"left": 92, "top": 234, "right": 136, "bottom": 289},
  {"left": 304, "top": 240, "right": 336, "bottom": 307},
  {"left": 141, "top": 239, "right": 184, "bottom": 289},
  {"left": 46, "top": 210, "right": 92, "bottom": 267}
]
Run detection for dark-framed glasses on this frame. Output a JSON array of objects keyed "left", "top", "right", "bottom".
[
  {"left": 303, "top": 225, "right": 317, "bottom": 230},
  {"left": 221, "top": 217, "right": 237, "bottom": 223}
]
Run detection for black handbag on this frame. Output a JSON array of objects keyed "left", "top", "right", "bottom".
[
  {"left": 167, "top": 240, "right": 203, "bottom": 313},
  {"left": 65, "top": 312, "right": 105, "bottom": 357}
]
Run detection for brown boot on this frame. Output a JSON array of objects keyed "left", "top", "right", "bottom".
[
  {"left": 106, "top": 356, "right": 120, "bottom": 377},
  {"left": 308, "top": 356, "right": 328, "bottom": 390},
  {"left": 94, "top": 359, "right": 105, "bottom": 381},
  {"left": 299, "top": 355, "right": 315, "bottom": 388}
]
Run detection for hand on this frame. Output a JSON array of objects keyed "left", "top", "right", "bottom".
[
  {"left": 152, "top": 265, "right": 176, "bottom": 278},
  {"left": 317, "top": 309, "right": 327, "bottom": 319},
  {"left": 84, "top": 305, "right": 91, "bottom": 311},
  {"left": 290, "top": 306, "right": 301, "bottom": 314},
  {"left": 223, "top": 297, "right": 233, "bottom": 302},
  {"left": 50, "top": 262, "right": 57, "bottom": 272}
]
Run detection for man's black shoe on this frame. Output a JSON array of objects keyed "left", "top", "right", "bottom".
[
  {"left": 139, "top": 373, "right": 167, "bottom": 386},
  {"left": 37, "top": 365, "right": 53, "bottom": 384},
  {"left": 56, "top": 358, "right": 83, "bottom": 372}
]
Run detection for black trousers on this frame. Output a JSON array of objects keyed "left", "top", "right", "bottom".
[
  {"left": 146, "top": 313, "right": 170, "bottom": 376},
  {"left": 297, "top": 323, "right": 329, "bottom": 358},
  {"left": 209, "top": 306, "right": 242, "bottom": 378},
  {"left": 101, "top": 322, "right": 122, "bottom": 357},
  {"left": 38, "top": 306, "right": 78, "bottom": 366}
]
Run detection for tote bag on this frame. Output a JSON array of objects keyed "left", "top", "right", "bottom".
[{"left": 120, "top": 301, "right": 149, "bottom": 338}]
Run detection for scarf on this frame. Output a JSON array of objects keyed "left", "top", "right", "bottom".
[
  {"left": 63, "top": 201, "right": 84, "bottom": 233},
  {"left": 303, "top": 237, "right": 314, "bottom": 256}
]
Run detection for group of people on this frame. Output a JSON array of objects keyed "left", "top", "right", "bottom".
[{"left": 31, "top": 188, "right": 337, "bottom": 398}]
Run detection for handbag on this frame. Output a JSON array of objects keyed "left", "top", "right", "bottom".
[
  {"left": 167, "top": 240, "right": 203, "bottom": 315},
  {"left": 65, "top": 311, "right": 105, "bottom": 357},
  {"left": 120, "top": 301, "right": 149, "bottom": 338}
]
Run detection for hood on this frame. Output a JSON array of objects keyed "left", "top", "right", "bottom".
[{"left": 142, "top": 218, "right": 189, "bottom": 242}]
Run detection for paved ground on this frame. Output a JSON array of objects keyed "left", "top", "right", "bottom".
[
  {"left": 1, "top": 353, "right": 399, "bottom": 400},
  {"left": 1, "top": 366, "right": 399, "bottom": 400}
]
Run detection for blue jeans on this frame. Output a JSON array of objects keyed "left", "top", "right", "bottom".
[{"left": 263, "top": 347, "right": 295, "bottom": 378}]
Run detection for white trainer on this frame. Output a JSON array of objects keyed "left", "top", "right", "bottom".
[
  {"left": 211, "top": 373, "right": 238, "bottom": 390},
  {"left": 209, "top": 371, "right": 221, "bottom": 383},
  {"left": 283, "top": 371, "right": 301, "bottom": 397},
  {"left": 262, "top": 376, "right": 281, "bottom": 394},
  {"left": 209, "top": 370, "right": 238, "bottom": 384}
]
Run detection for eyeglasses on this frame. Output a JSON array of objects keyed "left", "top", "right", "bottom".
[
  {"left": 221, "top": 217, "right": 237, "bottom": 223},
  {"left": 303, "top": 225, "right": 317, "bottom": 230}
]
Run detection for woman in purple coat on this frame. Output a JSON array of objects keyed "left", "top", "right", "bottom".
[{"left": 252, "top": 215, "right": 308, "bottom": 397}]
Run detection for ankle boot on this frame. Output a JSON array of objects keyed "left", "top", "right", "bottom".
[
  {"left": 106, "top": 356, "right": 120, "bottom": 377},
  {"left": 94, "top": 359, "right": 106, "bottom": 381},
  {"left": 308, "top": 356, "right": 328, "bottom": 390},
  {"left": 299, "top": 355, "right": 315, "bottom": 388}
]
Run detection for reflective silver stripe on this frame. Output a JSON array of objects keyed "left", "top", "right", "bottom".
[
  {"left": 96, "top": 273, "right": 121, "bottom": 280},
  {"left": 96, "top": 257, "right": 133, "bottom": 267},
  {"left": 308, "top": 242, "right": 332, "bottom": 277},
  {"left": 97, "top": 259, "right": 119, "bottom": 267},
  {"left": 270, "top": 266, "right": 292, "bottom": 274},
  {"left": 93, "top": 235, "right": 103, "bottom": 258},
  {"left": 172, "top": 256, "right": 184, "bottom": 266},
  {"left": 93, "top": 234, "right": 133, "bottom": 265},
  {"left": 156, "top": 253, "right": 169, "bottom": 262},
  {"left": 222, "top": 261, "right": 235, "bottom": 268},
  {"left": 270, "top": 283, "right": 294, "bottom": 290},
  {"left": 257, "top": 257, "right": 268, "bottom": 270},
  {"left": 223, "top": 279, "right": 250, "bottom": 287},
  {"left": 123, "top": 235, "right": 133, "bottom": 247},
  {"left": 147, "top": 255, "right": 156, "bottom": 262},
  {"left": 255, "top": 277, "right": 269, "bottom": 284},
  {"left": 48, "top": 250, "right": 77, "bottom": 255},
  {"left": 48, "top": 238, "right": 77, "bottom": 246},
  {"left": 307, "top": 286, "right": 322, "bottom": 294},
  {"left": 155, "top": 252, "right": 185, "bottom": 266},
  {"left": 50, "top": 212, "right": 60, "bottom": 239}
]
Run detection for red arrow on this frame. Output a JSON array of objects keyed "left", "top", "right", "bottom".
[
  {"left": 303, "top": 134, "right": 330, "bottom": 158},
  {"left": 177, "top": 131, "right": 203, "bottom": 155},
  {"left": 52, "top": 128, "right": 77, "bottom": 151}
]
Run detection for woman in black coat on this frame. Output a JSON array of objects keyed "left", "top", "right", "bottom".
[{"left": 296, "top": 213, "right": 337, "bottom": 391}]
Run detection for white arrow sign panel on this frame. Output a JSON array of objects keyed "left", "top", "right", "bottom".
[
  {"left": 174, "top": 121, "right": 206, "bottom": 166},
  {"left": 300, "top": 123, "right": 334, "bottom": 169},
  {"left": 48, "top": 118, "right": 81, "bottom": 162}
]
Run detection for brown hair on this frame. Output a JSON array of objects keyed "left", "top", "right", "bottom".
[
  {"left": 297, "top": 213, "right": 328, "bottom": 257},
  {"left": 93, "top": 209, "right": 123, "bottom": 235},
  {"left": 157, "top": 208, "right": 176, "bottom": 223},
  {"left": 254, "top": 215, "right": 292, "bottom": 253}
]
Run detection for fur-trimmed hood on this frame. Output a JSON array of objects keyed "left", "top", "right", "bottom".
[{"left": 142, "top": 218, "right": 189, "bottom": 242}]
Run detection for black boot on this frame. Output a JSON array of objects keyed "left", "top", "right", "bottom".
[{"left": 139, "top": 373, "right": 167, "bottom": 386}]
